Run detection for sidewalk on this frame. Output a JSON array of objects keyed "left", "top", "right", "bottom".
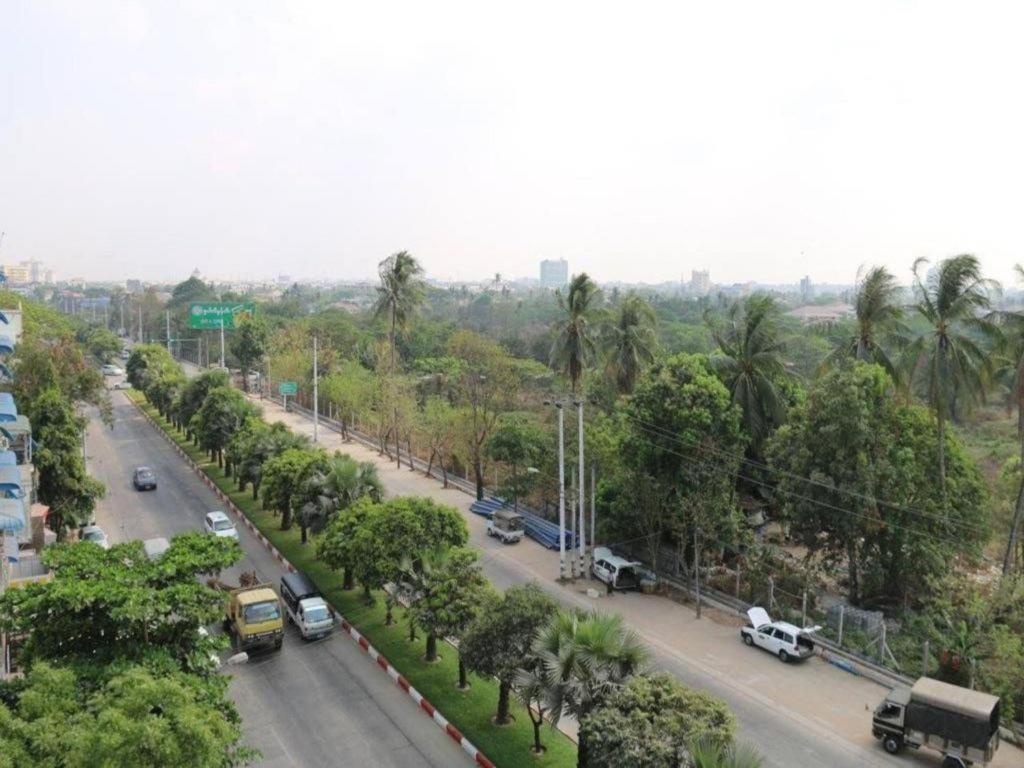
[{"left": 242, "top": 391, "right": 1020, "bottom": 768}]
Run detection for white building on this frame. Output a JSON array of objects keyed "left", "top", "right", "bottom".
[
  {"left": 540, "top": 259, "right": 568, "bottom": 288},
  {"left": 690, "top": 269, "right": 711, "bottom": 295}
]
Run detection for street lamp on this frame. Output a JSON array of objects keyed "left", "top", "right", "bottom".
[{"left": 543, "top": 399, "right": 568, "bottom": 580}]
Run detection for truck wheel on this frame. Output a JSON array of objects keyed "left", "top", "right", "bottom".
[
  {"left": 742, "top": 633, "right": 754, "bottom": 646},
  {"left": 882, "top": 735, "right": 903, "bottom": 754},
  {"left": 274, "top": 638, "right": 283, "bottom": 651},
  {"left": 778, "top": 649, "right": 790, "bottom": 662}
]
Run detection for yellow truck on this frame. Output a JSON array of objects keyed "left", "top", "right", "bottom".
[{"left": 224, "top": 583, "right": 284, "bottom": 653}]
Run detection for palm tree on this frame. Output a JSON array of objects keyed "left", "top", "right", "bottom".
[
  {"left": 707, "top": 294, "right": 788, "bottom": 449},
  {"left": 989, "top": 264, "right": 1024, "bottom": 575},
  {"left": 910, "top": 255, "right": 996, "bottom": 488},
  {"left": 374, "top": 251, "right": 425, "bottom": 371},
  {"left": 550, "top": 273, "right": 601, "bottom": 394},
  {"left": 533, "top": 611, "right": 648, "bottom": 768},
  {"left": 825, "top": 265, "right": 906, "bottom": 380},
  {"left": 685, "top": 738, "right": 765, "bottom": 768},
  {"left": 602, "top": 292, "right": 657, "bottom": 395},
  {"left": 297, "top": 455, "right": 382, "bottom": 544}
]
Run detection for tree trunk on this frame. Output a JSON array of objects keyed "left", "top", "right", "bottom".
[
  {"left": 474, "top": 456, "right": 484, "bottom": 501},
  {"left": 846, "top": 538, "right": 860, "bottom": 605},
  {"left": 496, "top": 680, "right": 512, "bottom": 725},
  {"left": 425, "top": 633, "right": 437, "bottom": 662},
  {"left": 1003, "top": 477, "right": 1024, "bottom": 576},
  {"left": 408, "top": 619, "right": 417, "bottom": 642},
  {"left": 252, "top": 480, "right": 260, "bottom": 500},
  {"left": 281, "top": 506, "right": 292, "bottom": 530},
  {"left": 343, "top": 567, "right": 354, "bottom": 591},
  {"left": 458, "top": 656, "right": 468, "bottom": 689},
  {"left": 529, "top": 709, "right": 544, "bottom": 753},
  {"left": 426, "top": 448, "right": 435, "bottom": 478},
  {"left": 577, "top": 734, "right": 588, "bottom": 768},
  {"left": 362, "top": 583, "right": 372, "bottom": 603},
  {"left": 300, "top": 523, "right": 308, "bottom": 545},
  {"left": 442, "top": 465, "right": 448, "bottom": 489},
  {"left": 408, "top": 436, "right": 415, "bottom": 471},
  {"left": 385, "top": 595, "right": 394, "bottom": 626}
]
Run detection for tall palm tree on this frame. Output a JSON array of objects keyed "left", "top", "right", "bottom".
[
  {"left": 989, "top": 264, "right": 1024, "bottom": 575},
  {"left": 910, "top": 254, "right": 997, "bottom": 489},
  {"left": 825, "top": 265, "right": 906, "bottom": 380},
  {"left": 602, "top": 292, "right": 657, "bottom": 395},
  {"left": 550, "top": 273, "right": 601, "bottom": 394},
  {"left": 374, "top": 251, "right": 425, "bottom": 371},
  {"left": 707, "top": 294, "right": 788, "bottom": 449},
  {"left": 532, "top": 611, "right": 648, "bottom": 768}
]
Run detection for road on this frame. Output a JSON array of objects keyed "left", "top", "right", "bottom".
[
  {"left": 240, "top": 386, "right": 1024, "bottom": 768},
  {"left": 85, "top": 388, "right": 472, "bottom": 768}
]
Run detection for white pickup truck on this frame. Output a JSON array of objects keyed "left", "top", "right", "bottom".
[{"left": 280, "top": 571, "right": 334, "bottom": 640}]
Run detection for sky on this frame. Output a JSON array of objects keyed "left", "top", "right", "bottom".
[{"left": 2, "top": 1, "right": 1024, "bottom": 287}]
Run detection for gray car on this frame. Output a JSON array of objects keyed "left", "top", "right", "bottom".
[{"left": 133, "top": 466, "right": 157, "bottom": 491}]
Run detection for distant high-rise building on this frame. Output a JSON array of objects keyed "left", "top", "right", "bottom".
[
  {"left": 690, "top": 269, "right": 711, "bottom": 296},
  {"left": 540, "top": 259, "right": 568, "bottom": 288},
  {"left": 800, "top": 275, "right": 813, "bottom": 301}
]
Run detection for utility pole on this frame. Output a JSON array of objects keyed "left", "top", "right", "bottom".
[
  {"left": 589, "top": 462, "right": 596, "bottom": 579},
  {"left": 694, "top": 527, "right": 703, "bottom": 619},
  {"left": 119, "top": 299, "right": 125, "bottom": 335},
  {"left": 312, "top": 334, "right": 319, "bottom": 443},
  {"left": 552, "top": 402, "right": 567, "bottom": 580},
  {"left": 165, "top": 310, "right": 171, "bottom": 354},
  {"left": 138, "top": 305, "right": 143, "bottom": 343},
  {"left": 569, "top": 466, "right": 576, "bottom": 578},
  {"left": 219, "top": 318, "right": 225, "bottom": 368},
  {"left": 576, "top": 400, "right": 585, "bottom": 578}
]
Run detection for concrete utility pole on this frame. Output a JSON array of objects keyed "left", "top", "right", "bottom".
[
  {"left": 165, "top": 310, "right": 171, "bottom": 353},
  {"left": 589, "top": 462, "right": 596, "bottom": 579},
  {"left": 312, "top": 334, "right": 319, "bottom": 443},
  {"left": 219, "top": 318, "right": 226, "bottom": 368},
  {"left": 119, "top": 299, "right": 124, "bottom": 335},
  {"left": 555, "top": 402, "right": 567, "bottom": 579},
  {"left": 576, "top": 400, "right": 585, "bottom": 578},
  {"left": 138, "top": 306, "right": 143, "bottom": 343}
]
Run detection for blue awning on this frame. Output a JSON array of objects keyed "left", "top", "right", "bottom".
[
  {"left": 0, "top": 392, "right": 15, "bottom": 411},
  {"left": 0, "top": 497, "right": 26, "bottom": 533},
  {"left": 0, "top": 399, "right": 16, "bottom": 423},
  {"left": 0, "top": 334, "right": 13, "bottom": 354},
  {"left": 0, "top": 451, "right": 16, "bottom": 466},
  {"left": 0, "top": 465, "right": 23, "bottom": 496}
]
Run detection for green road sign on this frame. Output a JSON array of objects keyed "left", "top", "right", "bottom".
[
  {"left": 188, "top": 302, "right": 256, "bottom": 330},
  {"left": 278, "top": 381, "right": 298, "bottom": 396}
]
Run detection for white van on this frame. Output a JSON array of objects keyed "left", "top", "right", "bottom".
[
  {"left": 591, "top": 546, "right": 645, "bottom": 591},
  {"left": 143, "top": 537, "right": 170, "bottom": 561}
]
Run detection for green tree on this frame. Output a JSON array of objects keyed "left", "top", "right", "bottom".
[
  {"left": 316, "top": 497, "right": 376, "bottom": 590},
  {"left": 910, "top": 254, "right": 996, "bottom": 489},
  {"left": 685, "top": 739, "right": 765, "bottom": 768},
  {"left": 28, "top": 387, "right": 106, "bottom": 539},
  {"left": 230, "top": 314, "right": 268, "bottom": 393},
  {"left": 824, "top": 265, "right": 906, "bottom": 381},
  {"left": 297, "top": 453, "right": 382, "bottom": 543},
  {"left": 486, "top": 413, "right": 547, "bottom": 512},
  {"left": 602, "top": 292, "right": 657, "bottom": 395},
  {"left": 261, "top": 448, "right": 326, "bottom": 531},
  {"left": 374, "top": 250, "right": 425, "bottom": 371},
  {"left": 579, "top": 674, "right": 737, "bottom": 768},
  {"left": 402, "top": 547, "right": 488, "bottom": 669},
  {"left": 321, "top": 360, "right": 374, "bottom": 441},
  {"left": 82, "top": 326, "right": 123, "bottom": 362},
  {"left": 550, "top": 272, "right": 601, "bottom": 394},
  {"left": 192, "top": 386, "right": 257, "bottom": 468},
  {"left": 448, "top": 330, "right": 518, "bottom": 500},
  {"left": 176, "top": 370, "right": 231, "bottom": 442},
  {"left": 532, "top": 611, "right": 649, "bottom": 768},
  {"left": 0, "top": 532, "right": 240, "bottom": 668},
  {"left": 460, "top": 583, "right": 557, "bottom": 726},
  {"left": 707, "top": 294, "right": 789, "bottom": 451},
  {"left": 0, "top": 663, "right": 254, "bottom": 768},
  {"left": 420, "top": 396, "right": 458, "bottom": 485},
  {"left": 768, "top": 363, "right": 988, "bottom": 605}
]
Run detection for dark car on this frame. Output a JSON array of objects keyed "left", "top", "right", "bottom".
[{"left": 133, "top": 466, "right": 157, "bottom": 491}]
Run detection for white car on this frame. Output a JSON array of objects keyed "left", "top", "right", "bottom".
[
  {"left": 113, "top": 381, "right": 133, "bottom": 390},
  {"left": 740, "top": 607, "right": 820, "bottom": 662},
  {"left": 101, "top": 364, "right": 124, "bottom": 376},
  {"left": 80, "top": 525, "right": 109, "bottom": 549},
  {"left": 204, "top": 511, "right": 238, "bottom": 540}
]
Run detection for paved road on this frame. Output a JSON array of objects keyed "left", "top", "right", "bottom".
[
  {"left": 85, "top": 389, "right": 472, "bottom": 768},
  {"left": 241, "top": 387, "right": 1024, "bottom": 768}
]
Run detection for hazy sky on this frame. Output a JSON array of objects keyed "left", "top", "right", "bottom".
[{"left": 3, "top": 1, "right": 1024, "bottom": 287}]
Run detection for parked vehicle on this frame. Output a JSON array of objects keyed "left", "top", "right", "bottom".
[
  {"left": 486, "top": 509, "right": 525, "bottom": 544},
  {"left": 592, "top": 546, "right": 648, "bottom": 591},
  {"left": 133, "top": 466, "right": 157, "bottom": 491},
  {"left": 143, "top": 537, "right": 170, "bottom": 560},
  {"left": 223, "top": 583, "right": 284, "bottom": 652},
  {"left": 113, "top": 381, "right": 132, "bottom": 390},
  {"left": 740, "top": 607, "right": 820, "bottom": 662},
  {"left": 79, "top": 524, "right": 109, "bottom": 549},
  {"left": 120, "top": 348, "right": 130, "bottom": 360},
  {"left": 100, "top": 364, "right": 124, "bottom": 376},
  {"left": 204, "top": 511, "right": 238, "bottom": 540},
  {"left": 280, "top": 571, "right": 334, "bottom": 640},
  {"left": 872, "top": 677, "right": 1001, "bottom": 766}
]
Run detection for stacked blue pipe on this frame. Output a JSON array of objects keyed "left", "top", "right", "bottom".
[{"left": 469, "top": 496, "right": 577, "bottom": 550}]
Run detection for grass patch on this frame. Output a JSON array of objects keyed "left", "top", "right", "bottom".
[{"left": 129, "top": 392, "right": 577, "bottom": 768}]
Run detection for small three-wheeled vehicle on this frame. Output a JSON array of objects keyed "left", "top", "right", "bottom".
[{"left": 486, "top": 509, "right": 525, "bottom": 544}]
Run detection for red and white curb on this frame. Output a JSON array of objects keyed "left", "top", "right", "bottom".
[{"left": 131, "top": 400, "right": 496, "bottom": 768}]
